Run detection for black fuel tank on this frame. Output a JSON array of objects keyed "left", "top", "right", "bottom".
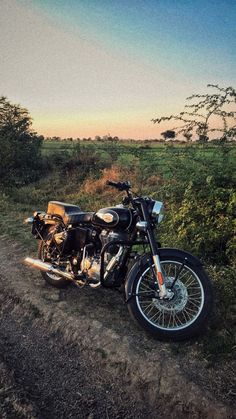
[{"left": 92, "top": 206, "right": 133, "bottom": 230}]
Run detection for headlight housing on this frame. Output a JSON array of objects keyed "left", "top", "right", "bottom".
[{"left": 151, "top": 200, "right": 164, "bottom": 223}]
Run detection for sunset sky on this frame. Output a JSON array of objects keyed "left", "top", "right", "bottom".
[{"left": 1, "top": 0, "right": 236, "bottom": 139}]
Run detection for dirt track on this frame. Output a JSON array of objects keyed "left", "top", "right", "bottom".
[{"left": 0, "top": 236, "right": 235, "bottom": 418}]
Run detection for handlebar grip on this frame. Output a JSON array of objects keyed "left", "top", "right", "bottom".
[
  {"left": 106, "top": 180, "right": 131, "bottom": 191},
  {"left": 106, "top": 180, "right": 118, "bottom": 187}
]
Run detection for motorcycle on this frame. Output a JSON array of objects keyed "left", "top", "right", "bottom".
[{"left": 24, "top": 180, "right": 213, "bottom": 341}]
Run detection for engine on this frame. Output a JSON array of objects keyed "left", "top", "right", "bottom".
[
  {"left": 47, "top": 224, "right": 128, "bottom": 285},
  {"left": 100, "top": 230, "right": 129, "bottom": 255},
  {"left": 81, "top": 230, "right": 129, "bottom": 284},
  {"left": 81, "top": 255, "right": 101, "bottom": 282}
]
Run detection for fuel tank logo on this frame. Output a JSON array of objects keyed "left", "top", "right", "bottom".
[{"left": 97, "top": 212, "right": 114, "bottom": 223}]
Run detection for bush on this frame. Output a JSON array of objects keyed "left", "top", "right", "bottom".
[{"left": 0, "top": 97, "right": 42, "bottom": 187}]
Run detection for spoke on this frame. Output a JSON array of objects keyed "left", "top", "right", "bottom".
[
  {"left": 170, "top": 309, "right": 177, "bottom": 328},
  {"left": 188, "top": 298, "right": 201, "bottom": 307},
  {"left": 167, "top": 310, "right": 173, "bottom": 328},
  {"left": 142, "top": 302, "right": 153, "bottom": 311},
  {"left": 188, "top": 291, "right": 201, "bottom": 297},
  {"left": 172, "top": 312, "right": 181, "bottom": 326},
  {"left": 140, "top": 282, "right": 152, "bottom": 291},
  {"left": 185, "top": 278, "right": 197, "bottom": 288},
  {"left": 188, "top": 296, "right": 202, "bottom": 304},
  {"left": 140, "top": 300, "right": 153, "bottom": 305},
  {"left": 161, "top": 265, "right": 168, "bottom": 279},
  {"left": 144, "top": 304, "right": 155, "bottom": 317},
  {"left": 181, "top": 309, "right": 189, "bottom": 324},
  {"left": 162, "top": 310, "right": 165, "bottom": 327},
  {"left": 173, "top": 315, "right": 179, "bottom": 328},
  {"left": 178, "top": 270, "right": 192, "bottom": 281},
  {"left": 166, "top": 263, "right": 172, "bottom": 277},
  {"left": 149, "top": 309, "right": 163, "bottom": 323},
  {"left": 142, "top": 273, "right": 153, "bottom": 283},
  {"left": 183, "top": 308, "right": 193, "bottom": 321},
  {"left": 184, "top": 306, "right": 198, "bottom": 317},
  {"left": 188, "top": 302, "right": 201, "bottom": 311}
]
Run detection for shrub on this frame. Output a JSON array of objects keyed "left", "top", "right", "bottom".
[{"left": 0, "top": 97, "right": 42, "bottom": 187}]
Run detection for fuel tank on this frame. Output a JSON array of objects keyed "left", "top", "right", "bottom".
[{"left": 92, "top": 206, "right": 133, "bottom": 230}]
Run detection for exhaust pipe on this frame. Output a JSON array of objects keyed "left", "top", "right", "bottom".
[{"left": 24, "top": 257, "right": 74, "bottom": 281}]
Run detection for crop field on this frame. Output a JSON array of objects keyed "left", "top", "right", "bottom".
[{"left": 41, "top": 139, "right": 236, "bottom": 181}]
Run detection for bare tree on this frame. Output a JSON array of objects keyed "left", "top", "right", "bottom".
[{"left": 152, "top": 85, "right": 236, "bottom": 142}]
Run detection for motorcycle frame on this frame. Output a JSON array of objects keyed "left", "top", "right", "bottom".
[
  {"left": 100, "top": 239, "right": 149, "bottom": 287},
  {"left": 99, "top": 195, "right": 162, "bottom": 289},
  {"left": 31, "top": 186, "right": 167, "bottom": 294}
]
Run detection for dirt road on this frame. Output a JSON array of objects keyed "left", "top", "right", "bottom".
[{"left": 0, "top": 237, "right": 235, "bottom": 418}]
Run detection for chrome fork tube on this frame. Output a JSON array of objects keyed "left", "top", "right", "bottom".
[{"left": 152, "top": 254, "right": 168, "bottom": 299}]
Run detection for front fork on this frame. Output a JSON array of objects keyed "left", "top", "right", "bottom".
[
  {"left": 152, "top": 254, "right": 173, "bottom": 299},
  {"left": 146, "top": 228, "right": 172, "bottom": 299}
]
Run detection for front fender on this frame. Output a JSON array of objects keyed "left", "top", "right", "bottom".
[{"left": 125, "top": 248, "right": 203, "bottom": 300}]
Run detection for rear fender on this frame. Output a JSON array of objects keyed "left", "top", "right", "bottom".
[
  {"left": 32, "top": 215, "right": 57, "bottom": 239},
  {"left": 125, "top": 248, "right": 203, "bottom": 299}
]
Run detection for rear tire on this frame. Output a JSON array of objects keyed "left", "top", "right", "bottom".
[
  {"left": 38, "top": 235, "right": 69, "bottom": 289},
  {"left": 126, "top": 253, "right": 213, "bottom": 341}
]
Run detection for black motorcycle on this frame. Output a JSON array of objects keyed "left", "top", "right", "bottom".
[{"left": 24, "top": 180, "right": 213, "bottom": 341}]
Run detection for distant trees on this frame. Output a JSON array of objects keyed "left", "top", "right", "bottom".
[
  {"left": 161, "top": 130, "right": 176, "bottom": 141},
  {"left": 0, "top": 96, "right": 42, "bottom": 186},
  {"left": 183, "top": 131, "right": 193, "bottom": 142},
  {"left": 153, "top": 84, "right": 236, "bottom": 142}
]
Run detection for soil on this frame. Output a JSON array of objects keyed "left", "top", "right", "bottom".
[{"left": 0, "top": 236, "right": 235, "bottom": 418}]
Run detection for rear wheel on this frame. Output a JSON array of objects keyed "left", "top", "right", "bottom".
[
  {"left": 126, "top": 253, "right": 213, "bottom": 341},
  {"left": 38, "top": 232, "right": 69, "bottom": 289}
]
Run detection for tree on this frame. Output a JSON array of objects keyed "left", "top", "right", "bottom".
[
  {"left": 161, "top": 130, "right": 176, "bottom": 141},
  {"left": 0, "top": 96, "right": 32, "bottom": 133},
  {"left": 0, "top": 96, "right": 42, "bottom": 186},
  {"left": 183, "top": 131, "right": 193, "bottom": 142},
  {"left": 152, "top": 84, "right": 236, "bottom": 142}
]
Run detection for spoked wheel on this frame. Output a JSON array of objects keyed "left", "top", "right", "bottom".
[
  {"left": 127, "top": 253, "right": 213, "bottom": 341},
  {"left": 38, "top": 232, "right": 69, "bottom": 289}
]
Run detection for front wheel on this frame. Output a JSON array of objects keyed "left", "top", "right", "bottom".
[{"left": 126, "top": 252, "right": 213, "bottom": 341}]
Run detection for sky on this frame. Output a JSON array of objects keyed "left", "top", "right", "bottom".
[{"left": 0, "top": 0, "right": 235, "bottom": 139}]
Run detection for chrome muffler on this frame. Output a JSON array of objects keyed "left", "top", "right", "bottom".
[{"left": 24, "top": 257, "right": 74, "bottom": 281}]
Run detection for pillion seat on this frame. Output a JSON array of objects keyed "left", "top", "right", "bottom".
[{"left": 47, "top": 201, "right": 93, "bottom": 225}]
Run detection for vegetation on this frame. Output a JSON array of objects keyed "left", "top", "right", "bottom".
[
  {"left": 161, "top": 130, "right": 176, "bottom": 141},
  {"left": 0, "top": 93, "right": 235, "bottom": 364},
  {"left": 152, "top": 84, "right": 236, "bottom": 142},
  {"left": 0, "top": 97, "right": 43, "bottom": 187}
]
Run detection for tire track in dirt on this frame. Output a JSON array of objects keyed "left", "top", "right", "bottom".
[{"left": 0, "top": 236, "right": 234, "bottom": 418}]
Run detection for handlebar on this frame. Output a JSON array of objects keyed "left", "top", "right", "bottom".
[{"left": 106, "top": 180, "right": 131, "bottom": 191}]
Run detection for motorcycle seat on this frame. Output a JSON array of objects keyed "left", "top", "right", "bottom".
[
  {"left": 66, "top": 212, "right": 94, "bottom": 225},
  {"left": 47, "top": 201, "right": 93, "bottom": 225}
]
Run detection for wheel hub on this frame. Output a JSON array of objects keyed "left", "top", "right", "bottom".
[{"left": 153, "top": 277, "right": 188, "bottom": 312}]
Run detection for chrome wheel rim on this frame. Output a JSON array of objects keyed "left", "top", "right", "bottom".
[{"left": 136, "top": 261, "right": 204, "bottom": 331}]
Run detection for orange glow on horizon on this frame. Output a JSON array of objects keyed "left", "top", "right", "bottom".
[{"left": 32, "top": 110, "right": 227, "bottom": 140}]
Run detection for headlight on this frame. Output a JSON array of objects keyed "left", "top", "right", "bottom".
[{"left": 152, "top": 201, "right": 164, "bottom": 223}]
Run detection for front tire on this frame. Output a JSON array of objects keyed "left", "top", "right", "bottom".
[{"left": 126, "top": 252, "right": 213, "bottom": 341}]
